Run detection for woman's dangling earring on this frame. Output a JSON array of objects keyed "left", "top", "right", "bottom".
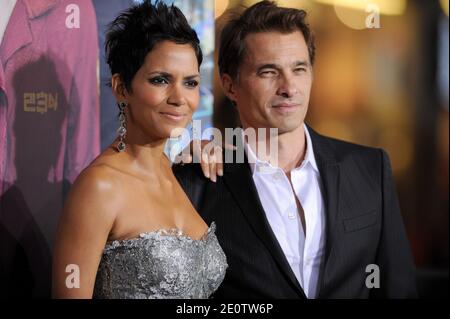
[{"left": 117, "top": 102, "right": 127, "bottom": 152}]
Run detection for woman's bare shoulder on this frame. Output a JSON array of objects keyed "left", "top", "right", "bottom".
[
  {"left": 76, "top": 148, "right": 130, "bottom": 189},
  {"left": 63, "top": 153, "right": 130, "bottom": 222}
]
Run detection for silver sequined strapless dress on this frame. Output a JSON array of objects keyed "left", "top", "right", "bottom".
[{"left": 93, "top": 222, "right": 227, "bottom": 299}]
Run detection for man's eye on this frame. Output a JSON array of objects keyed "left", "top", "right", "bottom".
[
  {"left": 260, "top": 70, "right": 277, "bottom": 76},
  {"left": 185, "top": 80, "right": 199, "bottom": 88},
  {"left": 149, "top": 77, "right": 169, "bottom": 85},
  {"left": 295, "top": 68, "right": 307, "bottom": 73}
]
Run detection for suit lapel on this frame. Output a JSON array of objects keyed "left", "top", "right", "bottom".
[
  {"left": 222, "top": 138, "right": 307, "bottom": 298},
  {"left": 307, "top": 125, "right": 341, "bottom": 298}
]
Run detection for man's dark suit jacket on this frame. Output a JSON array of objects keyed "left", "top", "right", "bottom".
[{"left": 173, "top": 125, "right": 417, "bottom": 298}]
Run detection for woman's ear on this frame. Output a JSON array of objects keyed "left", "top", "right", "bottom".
[
  {"left": 221, "top": 73, "right": 238, "bottom": 106},
  {"left": 111, "top": 74, "right": 127, "bottom": 101}
]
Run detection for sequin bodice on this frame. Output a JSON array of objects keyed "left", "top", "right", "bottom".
[{"left": 93, "top": 222, "right": 227, "bottom": 299}]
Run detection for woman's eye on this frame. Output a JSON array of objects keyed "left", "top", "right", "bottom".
[
  {"left": 185, "top": 80, "right": 199, "bottom": 88},
  {"left": 149, "top": 77, "right": 169, "bottom": 85}
]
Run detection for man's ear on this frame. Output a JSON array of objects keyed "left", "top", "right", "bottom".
[
  {"left": 221, "top": 73, "right": 238, "bottom": 105},
  {"left": 111, "top": 73, "right": 128, "bottom": 101}
]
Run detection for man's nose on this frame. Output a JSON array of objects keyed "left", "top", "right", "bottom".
[{"left": 276, "top": 73, "right": 299, "bottom": 98}]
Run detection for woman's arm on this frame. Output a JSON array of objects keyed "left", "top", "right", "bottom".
[
  {"left": 177, "top": 140, "right": 236, "bottom": 182},
  {"left": 52, "top": 167, "right": 118, "bottom": 298}
]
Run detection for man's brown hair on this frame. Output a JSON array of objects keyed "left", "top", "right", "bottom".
[{"left": 218, "top": 0, "right": 315, "bottom": 80}]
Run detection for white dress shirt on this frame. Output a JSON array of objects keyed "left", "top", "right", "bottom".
[{"left": 243, "top": 124, "right": 326, "bottom": 298}]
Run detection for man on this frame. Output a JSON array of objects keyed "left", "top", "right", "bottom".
[{"left": 174, "top": 1, "right": 417, "bottom": 298}]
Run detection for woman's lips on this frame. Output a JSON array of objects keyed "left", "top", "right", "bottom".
[{"left": 159, "top": 112, "right": 186, "bottom": 122}]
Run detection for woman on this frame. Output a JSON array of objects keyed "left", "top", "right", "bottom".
[{"left": 52, "top": 1, "right": 227, "bottom": 299}]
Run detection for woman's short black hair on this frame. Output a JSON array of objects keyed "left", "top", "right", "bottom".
[{"left": 105, "top": 0, "right": 203, "bottom": 92}]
